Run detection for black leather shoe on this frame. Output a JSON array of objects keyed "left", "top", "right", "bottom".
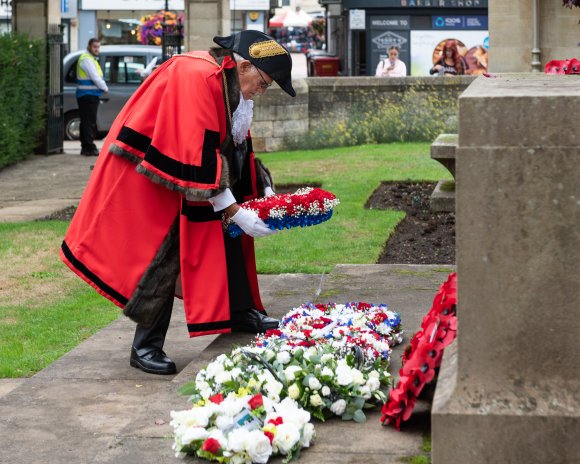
[
  {"left": 80, "top": 148, "right": 99, "bottom": 156},
  {"left": 232, "top": 308, "right": 279, "bottom": 334},
  {"left": 130, "top": 347, "right": 176, "bottom": 375}
]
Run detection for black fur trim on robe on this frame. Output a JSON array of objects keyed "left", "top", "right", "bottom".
[
  {"left": 108, "top": 147, "right": 231, "bottom": 200},
  {"left": 123, "top": 215, "right": 180, "bottom": 327}
]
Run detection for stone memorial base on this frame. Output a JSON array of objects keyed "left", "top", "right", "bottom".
[
  {"left": 432, "top": 74, "right": 580, "bottom": 463},
  {"left": 433, "top": 343, "right": 580, "bottom": 463}
]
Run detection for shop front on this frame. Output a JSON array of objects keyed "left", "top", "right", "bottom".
[{"left": 342, "top": 0, "right": 488, "bottom": 76}]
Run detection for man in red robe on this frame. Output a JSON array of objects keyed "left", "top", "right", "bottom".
[{"left": 60, "top": 30, "right": 296, "bottom": 375}]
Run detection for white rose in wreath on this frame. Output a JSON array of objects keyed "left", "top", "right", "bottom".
[
  {"left": 308, "top": 376, "right": 322, "bottom": 391},
  {"left": 300, "top": 422, "right": 315, "bottom": 447},
  {"left": 205, "top": 360, "right": 224, "bottom": 379},
  {"left": 288, "top": 383, "right": 300, "bottom": 399},
  {"left": 321, "top": 353, "right": 333, "bottom": 364},
  {"left": 335, "top": 364, "right": 353, "bottom": 386},
  {"left": 284, "top": 365, "right": 302, "bottom": 382},
  {"left": 351, "top": 368, "right": 364, "bottom": 385},
  {"left": 215, "top": 413, "right": 234, "bottom": 430},
  {"left": 366, "top": 376, "right": 381, "bottom": 392},
  {"left": 246, "top": 429, "right": 273, "bottom": 463},
  {"left": 360, "top": 385, "right": 372, "bottom": 399},
  {"left": 321, "top": 366, "right": 334, "bottom": 378},
  {"left": 276, "top": 351, "right": 291, "bottom": 364},
  {"left": 321, "top": 385, "right": 331, "bottom": 397},
  {"left": 214, "top": 370, "right": 232, "bottom": 384},
  {"left": 228, "top": 428, "right": 251, "bottom": 453},
  {"left": 181, "top": 426, "right": 209, "bottom": 445},
  {"left": 273, "top": 423, "right": 301, "bottom": 455},
  {"left": 310, "top": 393, "right": 323, "bottom": 407},
  {"left": 330, "top": 399, "right": 347, "bottom": 416}
]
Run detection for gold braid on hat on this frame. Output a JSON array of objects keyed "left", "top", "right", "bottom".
[{"left": 249, "top": 40, "right": 288, "bottom": 59}]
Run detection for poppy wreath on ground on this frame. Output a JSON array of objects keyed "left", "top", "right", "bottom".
[
  {"left": 224, "top": 187, "right": 340, "bottom": 238},
  {"left": 380, "top": 272, "right": 457, "bottom": 429}
]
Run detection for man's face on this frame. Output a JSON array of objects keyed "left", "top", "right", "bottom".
[
  {"left": 237, "top": 60, "right": 273, "bottom": 100},
  {"left": 89, "top": 42, "right": 101, "bottom": 56}
]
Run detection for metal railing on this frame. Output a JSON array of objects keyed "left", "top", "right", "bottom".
[{"left": 45, "top": 23, "right": 64, "bottom": 154}]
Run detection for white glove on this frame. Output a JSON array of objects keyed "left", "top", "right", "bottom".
[
  {"left": 230, "top": 208, "right": 277, "bottom": 238},
  {"left": 264, "top": 186, "right": 276, "bottom": 197}
]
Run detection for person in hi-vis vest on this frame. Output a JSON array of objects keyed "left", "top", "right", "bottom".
[{"left": 76, "top": 38, "right": 108, "bottom": 156}]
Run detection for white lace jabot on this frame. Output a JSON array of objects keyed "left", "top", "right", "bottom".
[{"left": 231, "top": 92, "right": 254, "bottom": 145}]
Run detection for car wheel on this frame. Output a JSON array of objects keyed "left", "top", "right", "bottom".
[{"left": 64, "top": 111, "right": 80, "bottom": 140}]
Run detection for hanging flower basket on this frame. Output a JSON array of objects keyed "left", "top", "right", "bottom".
[{"left": 137, "top": 10, "right": 184, "bottom": 46}]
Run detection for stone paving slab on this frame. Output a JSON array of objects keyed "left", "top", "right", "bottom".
[
  {"left": 0, "top": 140, "right": 100, "bottom": 212},
  {"left": 0, "top": 198, "right": 80, "bottom": 222},
  {"left": 0, "top": 265, "right": 452, "bottom": 464},
  {"left": 0, "top": 379, "right": 24, "bottom": 399}
]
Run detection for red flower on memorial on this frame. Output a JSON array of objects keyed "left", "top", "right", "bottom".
[
  {"left": 208, "top": 393, "right": 224, "bottom": 404},
  {"left": 248, "top": 393, "right": 264, "bottom": 410},
  {"left": 201, "top": 437, "right": 222, "bottom": 455},
  {"left": 381, "top": 272, "right": 457, "bottom": 430}
]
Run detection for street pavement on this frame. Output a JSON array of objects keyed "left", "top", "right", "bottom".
[{"left": 0, "top": 133, "right": 452, "bottom": 463}]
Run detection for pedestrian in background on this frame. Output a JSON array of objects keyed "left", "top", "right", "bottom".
[
  {"left": 375, "top": 46, "right": 407, "bottom": 77},
  {"left": 76, "top": 38, "right": 108, "bottom": 156},
  {"left": 430, "top": 39, "right": 467, "bottom": 76}
]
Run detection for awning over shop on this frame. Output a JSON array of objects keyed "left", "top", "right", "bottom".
[{"left": 269, "top": 8, "right": 313, "bottom": 28}]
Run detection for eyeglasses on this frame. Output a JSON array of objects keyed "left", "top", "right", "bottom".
[{"left": 255, "top": 67, "right": 272, "bottom": 90}]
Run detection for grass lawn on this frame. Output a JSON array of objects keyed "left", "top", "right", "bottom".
[
  {"left": 255, "top": 142, "right": 451, "bottom": 273},
  {"left": 0, "top": 142, "right": 450, "bottom": 377},
  {"left": 0, "top": 221, "right": 120, "bottom": 377}
]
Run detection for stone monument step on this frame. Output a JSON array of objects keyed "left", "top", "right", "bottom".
[{"left": 430, "top": 179, "right": 456, "bottom": 213}]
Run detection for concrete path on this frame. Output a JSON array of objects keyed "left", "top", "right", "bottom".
[
  {"left": 0, "top": 140, "right": 101, "bottom": 220},
  {"left": 0, "top": 264, "right": 453, "bottom": 464}
]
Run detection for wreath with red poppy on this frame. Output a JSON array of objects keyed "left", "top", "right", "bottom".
[{"left": 380, "top": 272, "right": 457, "bottom": 429}]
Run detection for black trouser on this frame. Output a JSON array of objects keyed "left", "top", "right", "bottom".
[
  {"left": 133, "top": 289, "right": 174, "bottom": 353},
  {"left": 77, "top": 95, "right": 100, "bottom": 152},
  {"left": 132, "top": 234, "right": 253, "bottom": 352}
]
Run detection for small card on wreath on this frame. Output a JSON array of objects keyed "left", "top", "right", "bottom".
[{"left": 224, "top": 187, "right": 340, "bottom": 238}]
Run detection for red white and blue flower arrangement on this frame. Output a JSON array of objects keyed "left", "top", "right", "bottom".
[
  {"left": 255, "top": 302, "right": 403, "bottom": 365},
  {"left": 172, "top": 302, "right": 403, "bottom": 463},
  {"left": 380, "top": 272, "right": 457, "bottom": 429},
  {"left": 225, "top": 187, "right": 340, "bottom": 238}
]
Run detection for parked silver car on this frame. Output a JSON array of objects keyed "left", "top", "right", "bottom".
[{"left": 63, "top": 45, "right": 162, "bottom": 140}]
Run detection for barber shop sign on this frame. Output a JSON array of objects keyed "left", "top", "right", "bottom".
[{"left": 372, "top": 31, "right": 408, "bottom": 50}]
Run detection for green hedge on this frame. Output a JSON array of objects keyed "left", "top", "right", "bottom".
[
  {"left": 0, "top": 34, "right": 45, "bottom": 168},
  {"left": 285, "top": 87, "right": 459, "bottom": 150}
]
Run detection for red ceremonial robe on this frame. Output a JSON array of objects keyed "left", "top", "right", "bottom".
[{"left": 60, "top": 51, "right": 266, "bottom": 337}]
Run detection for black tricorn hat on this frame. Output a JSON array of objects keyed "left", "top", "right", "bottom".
[{"left": 213, "top": 30, "right": 296, "bottom": 97}]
